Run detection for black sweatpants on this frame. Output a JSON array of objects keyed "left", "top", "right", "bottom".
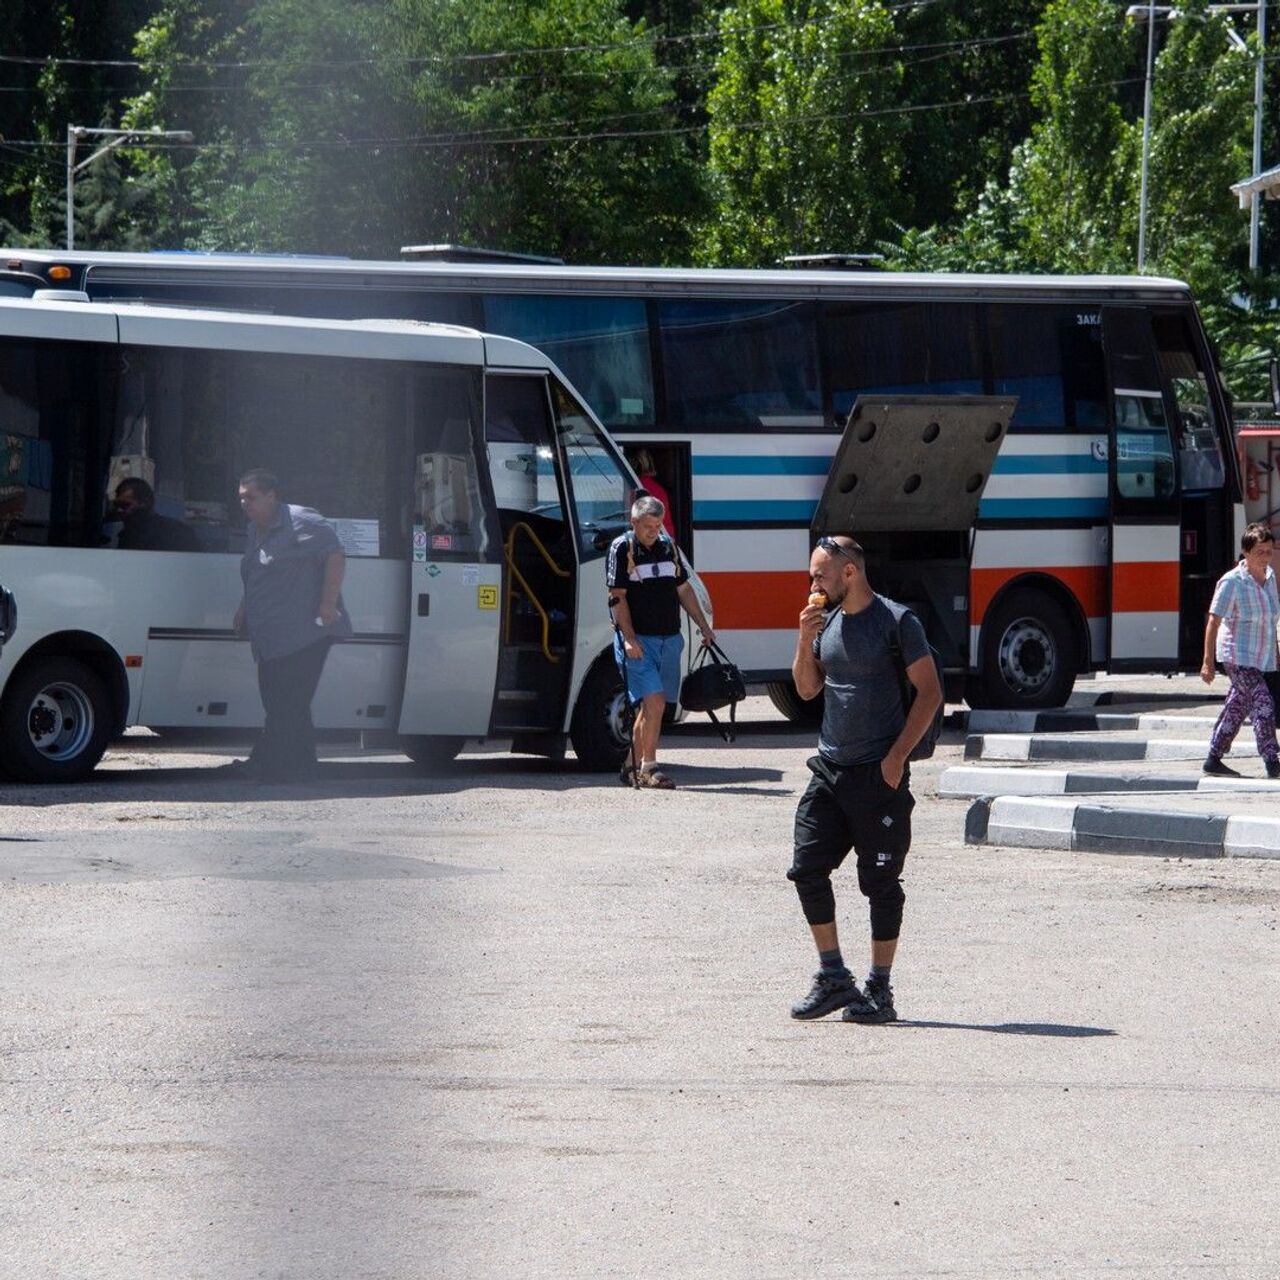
[
  {"left": 249, "top": 638, "right": 333, "bottom": 778},
  {"left": 788, "top": 755, "right": 914, "bottom": 941}
]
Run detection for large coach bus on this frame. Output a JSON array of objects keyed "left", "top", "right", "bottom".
[
  {"left": 0, "top": 294, "right": 701, "bottom": 781},
  {"left": 6, "top": 249, "right": 1246, "bottom": 716}
]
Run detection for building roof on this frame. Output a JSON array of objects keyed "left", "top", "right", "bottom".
[{"left": 1230, "top": 163, "right": 1280, "bottom": 209}]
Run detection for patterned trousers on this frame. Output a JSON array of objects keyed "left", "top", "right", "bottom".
[{"left": 1209, "top": 664, "right": 1280, "bottom": 763}]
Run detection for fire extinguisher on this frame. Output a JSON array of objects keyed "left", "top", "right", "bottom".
[{"left": 1246, "top": 457, "right": 1261, "bottom": 502}]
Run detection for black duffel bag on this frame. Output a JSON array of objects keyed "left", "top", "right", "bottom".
[{"left": 680, "top": 640, "right": 747, "bottom": 742}]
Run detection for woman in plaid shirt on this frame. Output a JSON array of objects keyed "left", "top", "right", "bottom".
[{"left": 1201, "top": 522, "right": 1280, "bottom": 778}]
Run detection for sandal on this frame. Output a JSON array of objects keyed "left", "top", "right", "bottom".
[
  {"left": 619, "top": 762, "right": 639, "bottom": 787},
  {"left": 637, "top": 768, "right": 676, "bottom": 790}
]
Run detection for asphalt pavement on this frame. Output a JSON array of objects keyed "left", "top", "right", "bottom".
[{"left": 1, "top": 678, "right": 1278, "bottom": 1278}]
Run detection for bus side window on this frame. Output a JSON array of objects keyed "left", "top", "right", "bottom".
[
  {"left": 411, "top": 370, "right": 490, "bottom": 560},
  {"left": 1114, "top": 391, "right": 1176, "bottom": 500},
  {"left": 1152, "top": 314, "right": 1226, "bottom": 493}
]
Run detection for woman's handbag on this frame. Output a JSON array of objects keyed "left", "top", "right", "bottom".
[{"left": 679, "top": 640, "right": 747, "bottom": 742}]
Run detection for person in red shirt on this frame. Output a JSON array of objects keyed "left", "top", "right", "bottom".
[{"left": 628, "top": 448, "right": 676, "bottom": 540}]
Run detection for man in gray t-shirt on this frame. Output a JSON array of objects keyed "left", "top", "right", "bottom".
[{"left": 786, "top": 535, "right": 942, "bottom": 1026}]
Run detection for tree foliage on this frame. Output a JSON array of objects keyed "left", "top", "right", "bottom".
[
  {"left": 0, "top": 0, "right": 1277, "bottom": 389},
  {"left": 699, "top": 0, "right": 903, "bottom": 265}
]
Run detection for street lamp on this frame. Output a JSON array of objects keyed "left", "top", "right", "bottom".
[
  {"left": 65, "top": 125, "right": 194, "bottom": 251},
  {"left": 1126, "top": 2, "right": 1263, "bottom": 270}
]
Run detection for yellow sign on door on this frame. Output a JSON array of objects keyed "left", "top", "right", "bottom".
[{"left": 477, "top": 584, "right": 499, "bottom": 610}]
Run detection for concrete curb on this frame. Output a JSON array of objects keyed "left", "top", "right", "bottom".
[
  {"left": 965, "top": 795, "right": 1280, "bottom": 859},
  {"left": 963, "top": 710, "right": 1219, "bottom": 734},
  {"left": 964, "top": 734, "right": 1242, "bottom": 763},
  {"left": 938, "top": 766, "right": 1278, "bottom": 798}
]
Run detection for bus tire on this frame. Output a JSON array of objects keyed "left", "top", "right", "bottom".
[
  {"left": 403, "top": 736, "right": 464, "bottom": 772},
  {"left": 974, "top": 589, "right": 1078, "bottom": 709},
  {"left": 766, "top": 679, "right": 824, "bottom": 726},
  {"left": 0, "top": 656, "right": 112, "bottom": 783},
  {"left": 569, "top": 658, "right": 630, "bottom": 772}
]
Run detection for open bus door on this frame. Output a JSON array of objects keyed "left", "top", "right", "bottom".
[
  {"left": 812, "top": 395, "right": 1014, "bottom": 692},
  {"left": 397, "top": 368, "right": 503, "bottom": 767},
  {"left": 1102, "top": 308, "right": 1181, "bottom": 671}
]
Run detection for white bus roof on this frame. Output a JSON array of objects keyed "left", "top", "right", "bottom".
[
  {"left": 0, "top": 295, "right": 551, "bottom": 369},
  {"left": 7, "top": 248, "right": 1194, "bottom": 301}
]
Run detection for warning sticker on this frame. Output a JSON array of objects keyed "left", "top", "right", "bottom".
[{"left": 477, "top": 585, "right": 499, "bottom": 610}]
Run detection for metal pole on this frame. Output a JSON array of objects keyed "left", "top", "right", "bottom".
[
  {"left": 1248, "top": 0, "right": 1267, "bottom": 270},
  {"left": 65, "top": 125, "right": 78, "bottom": 251},
  {"left": 1137, "top": 0, "right": 1158, "bottom": 270}
]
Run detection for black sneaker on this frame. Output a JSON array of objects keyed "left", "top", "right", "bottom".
[
  {"left": 843, "top": 976, "right": 897, "bottom": 1024},
  {"left": 1267, "top": 757, "right": 1280, "bottom": 780},
  {"left": 1203, "top": 755, "right": 1242, "bottom": 778},
  {"left": 790, "top": 969, "right": 863, "bottom": 1020}
]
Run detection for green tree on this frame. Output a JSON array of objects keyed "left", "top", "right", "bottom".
[
  {"left": 699, "top": 0, "right": 904, "bottom": 266},
  {"left": 398, "top": 0, "right": 706, "bottom": 263}
]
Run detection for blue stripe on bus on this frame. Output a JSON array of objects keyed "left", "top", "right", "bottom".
[
  {"left": 693, "top": 500, "right": 817, "bottom": 521},
  {"left": 991, "top": 455, "right": 1106, "bottom": 475},
  {"left": 693, "top": 455, "right": 831, "bottom": 476},
  {"left": 693, "top": 453, "right": 1103, "bottom": 479},
  {"left": 978, "top": 497, "right": 1109, "bottom": 518}
]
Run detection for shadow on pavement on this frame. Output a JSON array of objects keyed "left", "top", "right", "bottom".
[{"left": 893, "top": 1020, "right": 1117, "bottom": 1037}]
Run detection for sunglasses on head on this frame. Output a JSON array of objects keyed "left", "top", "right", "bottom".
[{"left": 817, "top": 536, "right": 862, "bottom": 563}]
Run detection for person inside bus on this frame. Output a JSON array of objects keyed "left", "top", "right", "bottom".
[
  {"left": 110, "top": 478, "right": 200, "bottom": 552},
  {"left": 1200, "top": 521, "right": 1280, "bottom": 779},
  {"left": 626, "top": 448, "right": 676, "bottom": 540},
  {"left": 224, "top": 468, "right": 352, "bottom": 782},
  {"left": 607, "top": 493, "right": 714, "bottom": 789}
]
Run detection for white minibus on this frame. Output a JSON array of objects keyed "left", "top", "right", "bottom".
[{"left": 0, "top": 296, "right": 708, "bottom": 781}]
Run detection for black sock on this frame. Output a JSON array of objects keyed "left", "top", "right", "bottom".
[
  {"left": 869, "top": 964, "right": 892, "bottom": 986},
  {"left": 819, "top": 948, "right": 847, "bottom": 975}
]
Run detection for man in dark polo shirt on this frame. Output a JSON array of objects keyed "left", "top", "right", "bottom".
[
  {"left": 228, "top": 468, "right": 351, "bottom": 781},
  {"left": 607, "top": 493, "right": 715, "bottom": 789}
]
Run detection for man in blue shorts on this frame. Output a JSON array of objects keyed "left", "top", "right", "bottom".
[
  {"left": 607, "top": 494, "right": 715, "bottom": 789},
  {"left": 787, "top": 535, "right": 942, "bottom": 1023}
]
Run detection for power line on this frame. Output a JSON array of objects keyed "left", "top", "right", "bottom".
[
  {"left": 0, "top": 0, "right": 953, "bottom": 74},
  {"left": 0, "top": 32, "right": 1265, "bottom": 156},
  {"left": 0, "top": 29, "right": 1034, "bottom": 97}
]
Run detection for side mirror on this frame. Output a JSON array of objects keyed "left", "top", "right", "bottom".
[{"left": 1270, "top": 354, "right": 1280, "bottom": 417}]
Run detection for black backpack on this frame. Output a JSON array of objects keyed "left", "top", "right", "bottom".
[
  {"left": 886, "top": 605, "right": 945, "bottom": 761},
  {"left": 680, "top": 640, "right": 747, "bottom": 742}
]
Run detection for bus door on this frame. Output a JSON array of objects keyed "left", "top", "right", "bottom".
[
  {"left": 1102, "top": 308, "right": 1180, "bottom": 670},
  {"left": 399, "top": 367, "right": 502, "bottom": 738},
  {"left": 483, "top": 372, "right": 577, "bottom": 742},
  {"left": 1151, "top": 310, "right": 1235, "bottom": 666}
]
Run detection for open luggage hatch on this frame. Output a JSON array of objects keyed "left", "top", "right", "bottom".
[
  {"left": 813, "top": 395, "right": 1015, "bottom": 534},
  {"left": 812, "top": 395, "right": 1017, "bottom": 682}
]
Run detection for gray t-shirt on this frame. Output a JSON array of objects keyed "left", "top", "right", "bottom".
[{"left": 814, "top": 595, "right": 930, "bottom": 766}]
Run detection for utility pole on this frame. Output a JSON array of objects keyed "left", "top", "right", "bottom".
[
  {"left": 1248, "top": 0, "right": 1267, "bottom": 270},
  {"left": 65, "top": 125, "right": 194, "bottom": 251},
  {"left": 1127, "top": 2, "right": 1262, "bottom": 271}
]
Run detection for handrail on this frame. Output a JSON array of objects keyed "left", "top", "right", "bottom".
[{"left": 503, "top": 522, "right": 571, "bottom": 663}]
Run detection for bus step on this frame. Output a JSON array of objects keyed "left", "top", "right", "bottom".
[
  {"left": 496, "top": 688, "right": 540, "bottom": 703},
  {"left": 499, "top": 643, "right": 567, "bottom": 683}
]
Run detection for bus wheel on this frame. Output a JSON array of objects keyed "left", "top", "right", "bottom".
[
  {"left": 569, "top": 658, "right": 630, "bottom": 772},
  {"left": 975, "top": 590, "right": 1078, "bottom": 709},
  {"left": 0, "top": 657, "right": 112, "bottom": 783},
  {"left": 403, "top": 736, "right": 464, "bottom": 772},
  {"left": 766, "top": 680, "right": 824, "bottom": 726}
]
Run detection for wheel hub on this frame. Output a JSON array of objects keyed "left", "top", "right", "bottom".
[
  {"left": 998, "top": 618, "right": 1055, "bottom": 694},
  {"left": 26, "top": 683, "right": 94, "bottom": 758}
]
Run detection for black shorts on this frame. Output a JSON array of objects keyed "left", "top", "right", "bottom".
[{"left": 791, "top": 755, "right": 914, "bottom": 881}]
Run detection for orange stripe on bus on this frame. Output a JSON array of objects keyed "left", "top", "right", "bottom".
[
  {"left": 699, "top": 571, "right": 810, "bottom": 630},
  {"left": 1111, "top": 560, "right": 1179, "bottom": 612},
  {"left": 971, "top": 566, "right": 1107, "bottom": 619}
]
